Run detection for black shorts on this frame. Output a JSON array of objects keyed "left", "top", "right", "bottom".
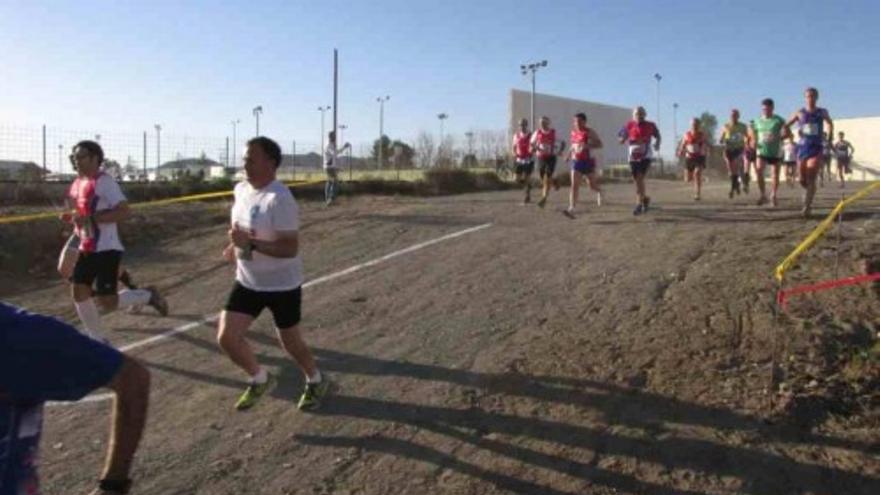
[
  {"left": 759, "top": 156, "right": 781, "bottom": 165},
  {"left": 745, "top": 149, "right": 757, "bottom": 162},
  {"left": 629, "top": 159, "right": 651, "bottom": 177},
  {"left": 224, "top": 282, "right": 302, "bottom": 329},
  {"left": 685, "top": 156, "right": 706, "bottom": 171},
  {"left": 724, "top": 149, "right": 744, "bottom": 161},
  {"left": 514, "top": 160, "right": 534, "bottom": 176},
  {"left": 537, "top": 156, "right": 557, "bottom": 178},
  {"left": 72, "top": 250, "right": 122, "bottom": 295},
  {"left": 784, "top": 161, "right": 797, "bottom": 168}
]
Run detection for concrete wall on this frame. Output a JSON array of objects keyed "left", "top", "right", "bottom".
[
  {"left": 509, "top": 89, "right": 633, "bottom": 166},
  {"left": 834, "top": 116, "right": 880, "bottom": 179}
]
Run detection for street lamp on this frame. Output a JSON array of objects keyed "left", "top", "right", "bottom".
[
  {"left": 376, "top": 96, "right": 390, "bottom": 168},
  {"left": 437, "top": 113, "right": 449, "bottom": 156},
  {"left": 57, "top": 144, "right": 63, "bottom": 174},
  {"left": 520, "top": 60, "right": 548, "bottom": 129},
  {"left": 318, "top": 105, "right": 331, "bottom": 152},
  {"left": 253, "top": 106, "right": 263, "bottom": 136},
  {"left": 154, "top": 124, "right": 162, "bottom": 171},
  {"left": 672, "top": 102, "right": 679, "bottom": 146},
  {"left": 231, "top": 119, "right": 240, "bottom": 168}
]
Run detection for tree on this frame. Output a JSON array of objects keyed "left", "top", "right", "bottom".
[
  {"left": 415, "top": 131, "right": 435, "bottom": 168},
  {"left": 391, "top": 140, "right": 415, "bottom": 169},
  {"left": 698, "top": 112, "right": 719, "bottom": 144},
  {"left": 371, "top": 135, "right": 392, "bottom": 167}
]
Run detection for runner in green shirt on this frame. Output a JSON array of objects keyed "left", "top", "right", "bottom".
[{"left": 747, "top": 98, "right": 789, "bottom": 207}]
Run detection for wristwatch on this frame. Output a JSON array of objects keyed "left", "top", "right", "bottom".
[{"left": 98, "top": 478, "right": 132, "bottom": 494}]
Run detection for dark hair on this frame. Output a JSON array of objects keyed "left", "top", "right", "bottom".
[
  {"left": 575, "top": 112, "right": 587, "bottom": 121},
  {"left": 761, "top": 98, "right": 774, "bottom": 107},
  {"left": 247, "top": 136, "right": 282, "bottom": 168},
  {"left": 74, "top": 140, "right": 104, "bottom": 164},
  {"left": 805, "top": 87, "right": 819, "bottom": 97}
]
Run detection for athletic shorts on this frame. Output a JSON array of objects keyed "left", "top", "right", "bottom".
[
  {"left": 224, "top": 282, "right": 302, "bottom": 329},
  {"left": 325, "top": 168, "right": 338, "bottom": 180},
  {"left": 537, "top": 156, "right": 557, "bottom": 178},
  {"left": 514, "top": 160, "right": 534, "bottom": 176},
  {"left": 571, "top": 159, "right": 595, "bottom": 175},
  {"left": 629, "top": 159, "right": 651, "bottom": 177},
  {"left": 745, "top": 149, "right": 757, "bottom": 162},
  {"left": 724, "top": 149, "right": 744, "bottom": 161},
  {"left": 784, "top": 161, "right": 796, "bottom": 168},
  {"left": 72, "top": 250, "right": 122, "bottom": 295},
  {"left": 685, "top": 156, "right": 707, "bottom": 171},
  {"left": 759, "top": 156, "right": 781, "bottom": 165},
  {"left": 798, "top": 142, "right": 823, "bottom": 162}
]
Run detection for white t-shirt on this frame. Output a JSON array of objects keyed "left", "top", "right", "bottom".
[
  {"left": 69, "top": 174, "right": 127, "bottom": 252},
  {"left": 231, "top": 180, "right": 303, "bottom": 291},
  {"left": 324, "top": 143, "right": 340, "bottom": 170}
]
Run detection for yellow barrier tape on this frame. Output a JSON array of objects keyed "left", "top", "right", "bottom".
[
  {"left": 774, "top": 180, "right": 880, "bottom": 282},
  {"left": 0, "top": 180, "right": 324, "bottom": 226}
]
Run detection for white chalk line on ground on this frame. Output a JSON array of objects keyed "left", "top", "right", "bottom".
[{"left": 50, "top": 222, "right": 493, "bottom": 406}]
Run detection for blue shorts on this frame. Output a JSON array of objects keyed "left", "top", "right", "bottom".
[
  {"left": 798, "top": 142, "right": 823, "bottom": 162},
  {"left": 571, "top": 159, "right": 595, "bottom": 175},
  {"left": 0, "top": 302, "right": 124, "bottom": 492}
]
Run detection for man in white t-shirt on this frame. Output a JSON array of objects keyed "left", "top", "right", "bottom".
[
  {"left": 63, "top": 141, "right": 168, "bottom": 342},
  {"left": 219, "top": 136, "right": 329, "bottom": 411},
  {"left": 323, "top": 131, "right": 350, "bottom": 205}
]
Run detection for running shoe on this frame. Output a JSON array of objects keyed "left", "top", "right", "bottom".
[
  {"left": 643, "top": 197, "right": 651, "bottom": 212},
  {"left": 147, "top": 286, "right": 169, "bottom": 316},
  {"left": 298, "top": 378, "right": 331, "bottom": 411},
  {"left": 235, "top": 373, "right": 277, "bottom": 411},
  {"left": 633, "top": 204, "right": 644, "bottom": 216},
  {"left": 537, "top": 197, "right": 547, "bottom": 209},
  {"left": 562, "top": 209, "right": 575, "bottom": 219},
  {"left": 801, "top": 206, "right": 812, "bottom": 219}
]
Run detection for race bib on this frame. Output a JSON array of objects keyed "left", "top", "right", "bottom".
[
  {"left": 686, "top": 144, "right": 699, "bottom": 155},
  {"left": 628, "top": 144, "right": 647, "bottom": 161},
  {"left": 759, "top": 131, "right": 775, "bottom": 144},
  {"left": 801, "top": 123, "right": 819, "bottom": 136},
  {"left": 728, "top": 133, "right": 744, "bottom": 144}
]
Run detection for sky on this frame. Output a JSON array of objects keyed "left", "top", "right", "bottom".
[{"left": 2, "top": 0, "right": 879, "bottom": 164}]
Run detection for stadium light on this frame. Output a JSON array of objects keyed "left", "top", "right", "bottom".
[
  {"left": 253, "top": 106, "right": 263, "bottom": 136},
  {"left": 520, "top": 60, "right": 549, "bottom": 131},
  {"left": 376, "top": 96, "right": 391, "bottom": 168},
  {"left": 231, "top": 119, "right": 241, "bottom": 169}
]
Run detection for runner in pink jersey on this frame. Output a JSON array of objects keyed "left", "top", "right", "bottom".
[
  {"left": 511, "top": 118, "right": 535, "bottom": 204},
  {"left": 618, "top": 106, "right": 661, "bottom": 215},
  {"left": 563, "top": 113, "right": 602, "bottom": 219},
  {"left": 532, "top": 116, "right": 566, "bottom": 208}
]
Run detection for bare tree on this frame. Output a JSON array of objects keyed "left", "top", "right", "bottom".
[{"left": 415, "top": 131, "right": 436, "bottom": 168}]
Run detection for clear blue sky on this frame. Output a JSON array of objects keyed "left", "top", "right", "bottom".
[{"left": 2, "top": 0, "right": 879, "bottom": 158}]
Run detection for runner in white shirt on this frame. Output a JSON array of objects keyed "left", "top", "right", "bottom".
[
  {"left": 219, "top": 136, "right": 330, "bottom": 411},
  {"left": 62, "top": 140, "right": 168, "bottom": 342},
  {"left": 782, "top": 137, "right": 798, "bottom": 187},
  {"left": 323, "top": 131, "right": 350, "bottom": 205}
]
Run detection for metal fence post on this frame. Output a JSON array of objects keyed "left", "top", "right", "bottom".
[{"left": 42, "top": 125, "right": 47, "bottom": 174}]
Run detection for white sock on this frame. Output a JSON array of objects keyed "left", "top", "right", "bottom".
[
  {"left": 306, "top": 369, "right": 322, "bottom": 384},
  {"left": 117, "top": 289, "right": 151, "bottom": 309},
  {"left": 74, "top": 299, "right": 105, "bottom": 340},
  {"left": 251, "top": 368, "right": 268, "bottom": 385}
]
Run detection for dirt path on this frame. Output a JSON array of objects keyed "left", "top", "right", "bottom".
[{"left": 10, "top": 179, "right": 880, "bottom": 494}]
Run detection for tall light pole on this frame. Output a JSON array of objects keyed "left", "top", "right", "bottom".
[
  {"left": 653, "top": 73, "right": 662, "bottom": 133},
  {"left": 231, "top": 119, "right": 240, "bottom": 169},
  {"left": 57, "top": 144, "right": 63, "bottom": 174},
  {"left": 154, "top": 124, "right": 162, "bottom": 171},
  {"left": 437, "top": 113, "right": 449, "bottom": 157},
  {"left": 376, "top": 96, "right": 390, "bottom": 168},
  {"left": 252, "top": 106, "right": 263, "bottom": 136},
  {"left": 318, "top": 105, "right": 331, "bottom": 152},
  {"left": 520, "top": 60, "right": 548, "bottom": 129},
  {"left": 672, "top": 102, "right": 679, "bottom": 146}
]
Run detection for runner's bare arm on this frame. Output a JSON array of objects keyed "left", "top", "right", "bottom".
[
  {"left": 652, "top": 127, "right": 662, "bottom": 151},
  {"left": 588, "top": 129, "right": 603, "bottom": 149},
  {"left": 783, "top": 113, "right": 799, "bottom": 136},
  {"left": 557, "top": 140, "right": 566, "bottom": 155},
  {"left": 250, "top": 230, "right": 299, "bottom": 258},
  {"left": 823, "top": 111, "right": 834, "bottom": 143},
  {"left": 93, "top": 202, "right": 131, "bottom": 223},
  {"left": 92, "top": 357, "right": 150, "bottom": 494}
]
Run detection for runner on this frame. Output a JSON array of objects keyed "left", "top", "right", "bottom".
[
  {"left": 618, "top": 106, "right": 661, "bottom": 215},
  {"left": 834, "top": 131, "right": 855, "bottom": 188},
  {"left": 323, "top": 131, "right": 350, "bottom": 206},
  {"left": 533, "top": 116, "right": 566, "bottom": 208},
  {"left": 511, "top": 118, "right": 535, "bottom": 204},
  {"left": 783, "top": 136, "right": 798, "bottom": 187},
  {"left": 677, "top": 118, "right": 708, "bottom": 200},
  {"left": 63, "top": 141, "right": 168, "bottom": 341},
  {"left": 785, "top": 87, "right": 834, "bottom": 218},
  {"left": 719, "top": 109, "right": 748, "bottom": 198},
  {"left": 821, "top": 133, "right": 834, "bottom": 186},
  {"left": 742, "top": 138, "right": 756, "bottom": 195},
  {"left": 563, "top": 112, "right": 602, "bottom": 219},
  {"left": 218, "top": 136, "right": 330, "bottom": 411},
  {"left": 747, "top": 98, "right": 788, "bottom": 207},
  {"left": 0, "top": 301, "right": 150, "bottom": 495}
]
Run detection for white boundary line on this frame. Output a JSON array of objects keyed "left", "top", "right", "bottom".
[{"left": 50, "top": 222, "right": 492, "bottom": 406}]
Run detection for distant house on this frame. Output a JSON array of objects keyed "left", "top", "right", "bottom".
[
  {"left": 157, "top": 157, "right": 227, "bottom": 180},
  {"left": 0, "top": 160, "right": 46, "bottom": 181}
]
